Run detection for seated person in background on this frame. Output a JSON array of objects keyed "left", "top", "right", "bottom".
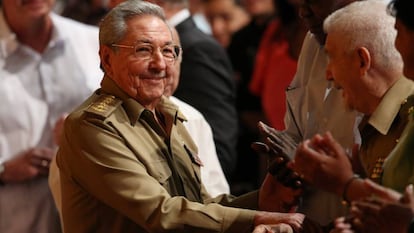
[
  {"left": 54, "top": 1, "right": 308, "bottom": 232},
  {"left": 291, "top": 0, "right": 413, "bottom": 211},
  {"left": 164, "top": 27, "right": 230, "bottom": 196}
]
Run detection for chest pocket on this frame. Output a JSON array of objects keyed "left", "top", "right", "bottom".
[{"left": 149, "top": 159, "right": 172, "bottom": 189}]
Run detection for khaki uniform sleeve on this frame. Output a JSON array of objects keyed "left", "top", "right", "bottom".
[{"left": 58, "top": 111, "right": 257, "bottom": 233}]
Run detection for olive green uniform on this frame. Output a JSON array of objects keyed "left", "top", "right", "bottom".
[
  {"left": 382, "top": 93, "right": 414, "bottom": 192},
  {"left": 56, "top": 76, "right": 257, "bottom": 233},
  {"left": 359, "top": 77, "right": 414, "bottom": 182}
]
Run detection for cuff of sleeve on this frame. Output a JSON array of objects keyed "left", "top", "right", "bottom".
[{"left": 222, "top": 207, "right": 257, "bottom": 233}]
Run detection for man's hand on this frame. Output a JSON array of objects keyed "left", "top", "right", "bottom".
[
  {"left": 329, "top": 217, "right": 355, "bottom": 233},
  {"left": 253, "top": 211, "right": 305, "bottom": 233},
  {"left": 350, "top": 184, "right": 414, "bottom": 233},
  {"left": 252, "top": 121, "right": 303, "bottom": 190},
  {"left": 257, "top": 121, "right": 298, "bottom": 159},
  {"left": 1, "top": 147, "right": 54, "bottom": 183},
  {"left": 251, "top": 142, "right": 304, "bottom": 190},
  {"left": 253, "top": 212, "right": 324, "bottom": 233},
  {"left": 290, "top": 132, "right": 354, "bottom": 195},
  {"left": 252, "top": 223, "right": 293, "bottom": 233},
  {"left": 259, "top": 174, "right": 303, "bottom": 213}
]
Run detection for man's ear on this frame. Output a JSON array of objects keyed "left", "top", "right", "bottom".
[
  {"left": 357, "top": 47, "right": 371, "bottom": 74},
  {"left": 100, "top": 45, "right": 113, "bottom": 77}
]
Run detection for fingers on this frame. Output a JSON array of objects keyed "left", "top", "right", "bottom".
[
  {"left": 266, "top": 137, "right": 284, "bottom": 155},
  {"left": 350, "top": 202, "right": 383, "bottom": 233},
  {"left": 400, "top": 184, "right": 414, "bottom": 204},
  {"left": 352, "top": 199, "right": 381, "bottom": 217},
  {"left": 251, "top": 142, "right": 270, "bottom": 154},
  {"left": 268, "top": 156, "right": 303, "bottom": 190},
  {"left": 257, "top": 121, "right": 297, "bottom": 157},
  {"left": 291, "top": 139, "right": 324, "bottom": 181},
  {"left": 253, "top": 224, "right": 294, "bottom": 233},
  {"left": 317, "top": 132, "right": 345, "bottom": 157},
  {"left": 289, "top": 214, "right": 304, "bottom": 233},
  {"left": 26, "top": 148, "right": 55, "bottom": 175},
  {"left": 258, "top": 121, "right": 276, "bottom": 136},
  {"left": 330, "top": 217, "right": 355, "bottom": 233},
  {"left": 252, "top": 224, "right": 273, "bottom": 233}
]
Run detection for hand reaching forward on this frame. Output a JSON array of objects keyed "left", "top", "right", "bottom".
[
  {"left": 259, "top": 173, "right": 303, "bottom": 213},
  {"left": 350, "top": 184, "right": 413, "bottom": 233},
  {"left": 257, "top": 121, "right": 298, "bottom": 159},
  {"left": 253, "top": 121, "right": 303, "bottom": 190},
  {"left": 252, "top": 223, "right": 293, "bottom": 233},
  {"left": 253, "top": 211, "right": 305, "bottom": 233}
]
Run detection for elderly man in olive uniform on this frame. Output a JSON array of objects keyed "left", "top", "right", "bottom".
[{"left": 55, "top": 1, "right": 307, "bottom": 232}]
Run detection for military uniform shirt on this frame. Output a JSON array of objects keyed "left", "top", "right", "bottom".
[
  {"left": 382, "top": 94, "right": 414, "bottom": 193},
  {"left": 359, "top": 77, "right": 414, "bottom": 182},
  {"left": 56, "top": 76, "right": 256, "bottom": 233}
]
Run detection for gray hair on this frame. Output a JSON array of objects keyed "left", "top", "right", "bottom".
[
  {"left": 99, "top": 0, "right": 168, "bottom": 46},
  {"left": 323, "top": 0, "right": 402, "bottom": 73}
]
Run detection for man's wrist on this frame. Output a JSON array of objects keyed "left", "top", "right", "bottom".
[{"left": 341, "top": 174, "right": 361, "bottom": 206}]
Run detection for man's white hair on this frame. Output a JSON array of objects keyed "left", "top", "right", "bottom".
[{"left": 323, "top": 0, "right": 402, "bottom": 73}]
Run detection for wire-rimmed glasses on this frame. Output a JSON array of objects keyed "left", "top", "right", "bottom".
[{"left": 111, "top": 42, "right": 181, "bottom": 64}]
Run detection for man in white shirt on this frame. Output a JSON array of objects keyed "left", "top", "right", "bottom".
[
  {"left": 261, "top": 0, "right": 361, "bottom": 226},
  {"left": 0, "top": 0, "right": 102, "bottom": 232}
]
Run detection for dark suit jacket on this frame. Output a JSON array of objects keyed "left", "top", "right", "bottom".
[{"left": 174, "top": 17, "right": 237, "bottom": 178}]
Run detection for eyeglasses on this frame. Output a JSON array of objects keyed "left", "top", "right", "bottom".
[{"left": 111, "top": 43, "right": 181, "bottom": 64}]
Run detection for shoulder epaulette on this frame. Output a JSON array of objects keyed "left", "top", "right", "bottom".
[{"left": 85, "top": 94, "right": 122, "bottom": 119}]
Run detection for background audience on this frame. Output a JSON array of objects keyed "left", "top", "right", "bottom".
[
  {"left": 0, "top": 0, "right": 102, "bottom": 232},
  {"left": 227, "top": 0, "right": 276, "bottom": 195}
]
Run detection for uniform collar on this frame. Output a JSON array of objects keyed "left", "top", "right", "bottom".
[
  {"left": 100, "top": 76, "right": 187, "bottom": 126},
  {"left": 368, "top": 77, "right": 414, "bottom": 135}
]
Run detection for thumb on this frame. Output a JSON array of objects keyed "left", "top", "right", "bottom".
[
  {"left": 251, "top": 142, "right": 270, "bottom": 154},
  {"left": 320, "top": 131, "right": 346, "bottom": 158},
  {"left": 400, "top": 184, "right": 414, "bottom": 204}
]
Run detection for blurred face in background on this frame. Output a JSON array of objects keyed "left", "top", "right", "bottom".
[
  {"left": 394, "top": 19, "right": 414, "bottom": 79},
  {"left": 298, "top": 0, "right": 353, "bottom": 45},
  {"left": 204, "top": 0, "right": 249, "bottom": 47},
  {"left": 241, "top": 0, "right": 274, "bottom": 17},
  {"left": 2, "top": 0, "right": 55, "bottom": 20}
]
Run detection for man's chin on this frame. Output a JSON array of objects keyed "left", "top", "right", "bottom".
[{"left": 344, "top": 101, "right": 354, "bottom": 112}]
